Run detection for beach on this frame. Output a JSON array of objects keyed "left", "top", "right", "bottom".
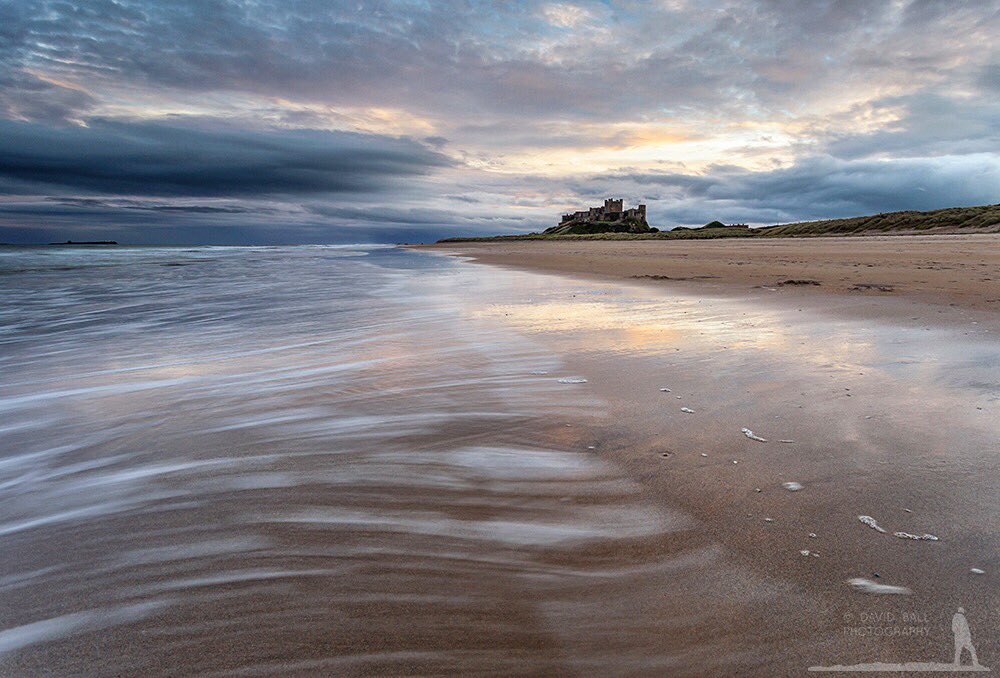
[
  {"left": 0, "top": 244, "right": 996, "bottom": 675},
  {"left": 425, "top": 234, "right": 1000, "bottom": 312},
  {"left": 420, "top": 235, "right": 1000, "bottom": 671}
]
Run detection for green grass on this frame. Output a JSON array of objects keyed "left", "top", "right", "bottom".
[
  {"left": 437, "top": 227, "right": 757, "bottom": 242},
  {"left": 542, "top": 218, "right": 652, "bottom": 236},
  {"left": 437, "top": 204, "right": 1000, "bottom": 243},
  {"left": 756, "top": 203, "right": 1000, "bottom": 237}
]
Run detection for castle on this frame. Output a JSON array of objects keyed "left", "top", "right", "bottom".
[{"left": 559, "top": 199, "right": 647, "bottom": 227}]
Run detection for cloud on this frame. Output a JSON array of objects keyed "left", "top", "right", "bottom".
[
  {"left": 616, "top": 153, "right": 1000, "bottom": 226},
  {"left": 0, "top": 118, "right": 451, "bottom": 196},
  {"left": 0, "top": 70, "right": 96, "bottom": 123},
  {"left": 46, "top": 197, "right": 274, "bottom": 214},
  {"left": 6, "top": 0, "right": 992, "bottom": 127},
  {"left": 821, "top": 92, "right": 1000, "bottom": 160},
  {"left": 0, "top": 1, "right": 997, "bottom": 243},
  {"left": 541, "top": 4, "right": 593, "bottom": 28}
]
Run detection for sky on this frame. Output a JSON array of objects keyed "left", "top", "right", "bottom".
[{"left": 0, "top": 0, "right": 998, "bottom": 244}]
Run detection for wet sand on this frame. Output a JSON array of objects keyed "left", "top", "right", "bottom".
[
  {"left": 424, "top": 234, "right": 1000, "bottom": 312},
  {"left": 416, "top": 240, "right": 1000, "bottom": 672},
  {"left": 1, "top": 245, "right": 997, "bottom": 675}
]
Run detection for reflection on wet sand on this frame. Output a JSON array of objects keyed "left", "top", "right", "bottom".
[
  {"left": 0, "top": 245, "right": 996, "bottom": 675},
  {"left": 462, "top": 268, "right": 998, "bottom": 671}
]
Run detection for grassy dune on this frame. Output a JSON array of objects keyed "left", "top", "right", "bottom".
[
  {"left": 437, "top": 203, "right": 1000, "bottom": 242},
  {"left": 757, "top": 203, "right": 1000, "bottom": 237}
]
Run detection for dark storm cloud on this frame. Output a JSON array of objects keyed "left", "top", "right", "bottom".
[
  {"left": 615, "top": 154, "right": 1000, "bottom": 226},
  {"left": 0, "top": 118, "right": 451, "bottom": 196},
  {"left": 307, "top": 203, "right": 530, "bottom": 228},
  {"left": 0, "top": 70, "right": 96, "bottom": 123},
  {"left": 0, "top": 196, "right": 516, "bottom": 245},
  {"left": 47, "top": 197, "right": 273, "bottom": 214}
]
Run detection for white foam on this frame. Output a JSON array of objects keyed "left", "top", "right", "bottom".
[
  {"left": 445, "top": 446, "right": 604, "bottom": 480},
  {"left": 120, "top": 537, "right": 271, "bottom": 566},
  {"left": 140, "top": 568, "right": 338, "bottom": 593},
  {"left": 0, "top": 501, "right": 137, "bottom": 537},
  {"left": 782, "top": 482, "right": 803, "bottom": 492},
  {"left": 848, "top": 578, "right": 911, "bottom": 595},
  {"left": 0, "top": 601, "right": 169, "bottom": 654},
  {"left": 860, "top": 516, "right": 939, "bottom": 541},
  {"left": 858, "top": 515, "right": 887, "bottom": 533},
  {"left": 0, "top": 378, "right": 193, "bottom": 413},
  {"left": 893, "top": 531, "right": 939, "bottom": 541},
  {"left": 276, "top": 503, "right": 688, "bottom": 546}
]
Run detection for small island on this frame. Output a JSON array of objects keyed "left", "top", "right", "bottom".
[{"left": 47, "top": 240, "right": 119, "bottom": 246}]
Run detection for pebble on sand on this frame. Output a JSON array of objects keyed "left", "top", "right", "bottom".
[
  {"left": 970, "top": 568, "right": 985, "bottom": 575},
  {"left": 782, "top": 481, "right": 803, "bottom": 492},
  {"left": 680, "top": 407, "right": 695, "bottom": 413}
]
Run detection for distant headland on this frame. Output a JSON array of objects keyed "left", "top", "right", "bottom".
[{"left": 47, "top": 240, "right": 119, "bottom": 246}]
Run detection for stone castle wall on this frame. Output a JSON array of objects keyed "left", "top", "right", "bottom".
[{"left": 561, "top": 199, "right": 646, "bottom": 225}]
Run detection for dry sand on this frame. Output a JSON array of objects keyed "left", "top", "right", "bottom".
[{"left": 424, "top": 234, "right": 1000, "bottom": 313}]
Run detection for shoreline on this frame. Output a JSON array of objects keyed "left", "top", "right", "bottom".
[{"left": 418, "top": 233, "right": 1000, "bottom": 315}]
